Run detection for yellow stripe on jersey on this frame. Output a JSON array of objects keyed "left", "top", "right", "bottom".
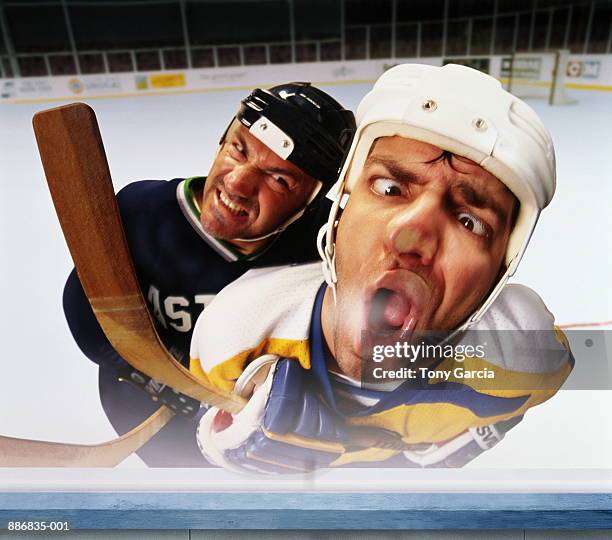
[
  {"left": 331, "top": 447, "right": 399, "bottom": 467},
  {"left": 555, "top": 325, "right": 571, "bottom": 349},
  {"left": 431, "top": 355, "right": 573, "bottom": 396},
  {"left": 188, "top": 264, "right": 574, "bottom": 468},
  {"left": 190, "top": 337, "right": 310, "bottom": 392},
  {"left": 344, "top": 371, "right": 568, "bottom": 447}
]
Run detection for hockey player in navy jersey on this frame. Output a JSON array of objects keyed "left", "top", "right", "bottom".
[
  {"left": 191, "top": 64, "right": 573, "bottom": 473},
  {"left": 63, "top": 82, "right": 356, "bottom": 466}
]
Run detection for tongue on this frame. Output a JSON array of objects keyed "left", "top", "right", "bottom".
[{"left": 383, "top": 291, "right": 410, "bottom": 328}]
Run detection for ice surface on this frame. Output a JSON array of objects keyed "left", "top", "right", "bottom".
[{"left": 0, "top": 85, "right": 610, "bottom": 470}]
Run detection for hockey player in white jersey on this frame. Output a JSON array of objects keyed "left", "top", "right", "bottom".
[{"left": 190, "top": 64, "right": 574, "bottom": 473}]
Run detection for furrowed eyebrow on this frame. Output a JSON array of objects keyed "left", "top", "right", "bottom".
[
  {"left": 364, "top": 155, "right": 422, "bottom": 185},
  {"left": 453, "top": 181, "right": 509, "bottom": 225},
  {"left": 366, "top": 154, "right": 511, "bottom": 225},
  {"left": 266, "top": 166, "right": 295, "bottom": 176},
  {"left": 233, "top": 132, "right": 299, "bottom": 184}
]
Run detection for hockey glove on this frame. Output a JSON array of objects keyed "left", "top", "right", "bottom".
[
  {"left": 197, "top": 355, "right": 411, "bottom": 474},
  {"left": 196, "top": 355, "right": 521, "bottom": 473}
]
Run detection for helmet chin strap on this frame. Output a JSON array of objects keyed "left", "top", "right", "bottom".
[
  {"left": 231, "top": 180, "right": 323, "bottom": 243},
  {"left": 232, "top": 227, "right": 289, "bottom": 243},
  {"left": 317, "top": 174, "right": 349, "bottom": 304},
  {"left": 317, "top": 223, "right": 337, "bottom": 303}
]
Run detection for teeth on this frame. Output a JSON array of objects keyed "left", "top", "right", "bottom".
[{"left": 218, "top": 190, "right": 247, "bottom": 216}]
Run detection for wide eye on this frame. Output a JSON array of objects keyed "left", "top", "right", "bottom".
[
  {"left": 371, "top": 178, "right": 406, "bottom": 197},
  {"left": 457, "top": 212, "right": 489, "bottom": 237}
]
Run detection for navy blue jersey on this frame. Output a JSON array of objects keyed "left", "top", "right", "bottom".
[{"left": 63, "top": 177, "right": 331, "bottom": 368}]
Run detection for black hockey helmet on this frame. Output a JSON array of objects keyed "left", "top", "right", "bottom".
[{"left": 224, "top": 82, "right": 356, "bottom": 198}]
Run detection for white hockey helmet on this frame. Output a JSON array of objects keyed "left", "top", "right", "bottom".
[{"left": 319, "top": 63, "right": 556, "bottom": 330}]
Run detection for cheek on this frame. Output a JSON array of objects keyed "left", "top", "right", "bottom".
[
  {"left": 264, "top": 188, "right": 290, "bottom": 213},
  {"left": 251, "top": 189, "right": 291, "bottom": 228},
  {"left": 335, "top": 215, "right": 369, "bottom": 281},
  {"left": 200, "top": 182, "right": 216, "bottom": 209},
  {"left": 435, "top": 250, "right": 500, "bottom": 326},
  {"left": 207, "top": 157, "right": 226, "bottom": 179},
  {"left": 335, "top": 203, "right": 382, "bottom": 267}
]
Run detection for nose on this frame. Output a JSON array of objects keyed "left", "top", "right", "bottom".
[
  {"left": 385, "top": 193, "right": 441, "bottom": 267},
  {"left": 223, "top": 164, "right": 258, "bottom": 199}
]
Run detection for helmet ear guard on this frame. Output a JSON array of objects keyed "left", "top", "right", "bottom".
[{"left": 320, "top": 63, "right": 556, "bottom": 327}]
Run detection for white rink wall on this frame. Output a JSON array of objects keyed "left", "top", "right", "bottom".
[{"left": 1, "top": 54, "right": 611, "bottom": 103}]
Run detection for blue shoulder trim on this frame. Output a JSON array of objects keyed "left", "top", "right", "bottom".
[
  {"left": 309, "top": 283, "right": 340, "bottom": 411},
  {"left": 363, "top": 381, "right": 530, "bottom": 418}
]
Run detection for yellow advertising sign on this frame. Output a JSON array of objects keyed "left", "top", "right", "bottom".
[{"left": 150, "top": 73, "right": 186, "bottom": 89}]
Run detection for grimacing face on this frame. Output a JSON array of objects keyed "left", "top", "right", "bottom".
[
  {"left": 321, "top": 136, "right": 519, "bottom": 379},
  {"left": 200, "top": 122, "right": 318, "bottom": 251}
]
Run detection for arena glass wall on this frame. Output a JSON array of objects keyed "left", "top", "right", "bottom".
[{"left": 0, "top": 0, "right": 610, "bottom": 79}]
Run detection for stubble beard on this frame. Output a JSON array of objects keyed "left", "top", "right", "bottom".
[{"left": 331, "top": 283, "right": 364, "bottom": 381}]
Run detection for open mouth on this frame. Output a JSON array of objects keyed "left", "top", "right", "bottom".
[
  {"left": 216, "top": 189, "right": 249, "bottom": 218},
  {"left": 367, "top": 287, "right": 416, "bottom": 342}
]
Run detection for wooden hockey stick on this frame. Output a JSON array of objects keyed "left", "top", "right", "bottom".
[
  {"left": 32, "top": 103, "right": 245, "bottom": 414},
  {"left": 1, "top": 104, "right": 403, "bottom": 468},
  {"left": 0, "top": 407, "right": 174, "bottom": 467},
  {"left": 0, "top": 103, "right": 241, "bottom": 467}
]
